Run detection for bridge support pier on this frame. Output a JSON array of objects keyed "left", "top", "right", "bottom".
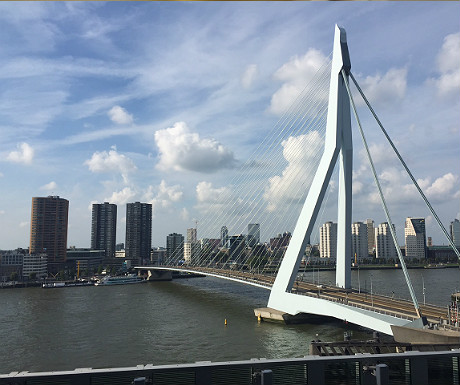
[{"left": 146, "top": 269, "right": 172, "bottom": 281}]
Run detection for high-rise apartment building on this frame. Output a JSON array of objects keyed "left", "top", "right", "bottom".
[
  {"left": 187, "top": 227, "right": 197, "bottom": 243},
  {"left": 375, "top": 222, "right": 397, "bottom": 260},
  {"left": 185, "top": 227, "right": 199, "bottom": 264},
  {"left": 319, "top": 221, "right": 337, "bottom": 259},
  {"left": 220, "top": 226, "right": 228, "bottom": 248},
  {"left": 30, "top": 196, "right": 69, "bottom": 263},
  {"left": 365, "top": 219, "right": 375, "bottom": 254},
  {"left": 91, "top": 202, "right": 117, "bottom": 261},
  {"left": 405, "top": 217, "right": 426, "bottom": 259},
  {"left": 450, "top": 219, "right": 460, "bottom": 248},
  {"left": 166, "top": 233, "right": 184, "bottom": 263},
  {"left": 247, "top": 223, "right": 260, "bottom": 247},
  {"left": 351, "top": 222, "right": 368, "bottom": 260},
  {"left": 125, "top": 202, "right": 152, "bottom": 265}
]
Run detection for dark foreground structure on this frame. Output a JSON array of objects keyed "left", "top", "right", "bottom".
[{"left": 1, "top": 350, "right": 459, "bottom": 385}]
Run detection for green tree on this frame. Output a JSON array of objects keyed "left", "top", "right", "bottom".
[
  {"left": 10, "top": 272, "right": 18, "bottom": 281},
  {"left": 29, "top": 272, "right": 37, "bottom": 280}
]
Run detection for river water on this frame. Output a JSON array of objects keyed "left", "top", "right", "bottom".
[{"left": 1, "top": 268, "right": 459, "bottom": 374}]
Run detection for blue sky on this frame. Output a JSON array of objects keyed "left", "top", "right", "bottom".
[{"left": 0, "top": 2, "right": 459, "bottom": 249}]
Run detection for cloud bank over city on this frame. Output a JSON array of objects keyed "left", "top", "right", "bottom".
[{"left": 0, "top": 2, "right": 458, "bottom": 249}]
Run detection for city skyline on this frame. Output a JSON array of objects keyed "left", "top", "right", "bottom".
[{"left": 0, "top": 3, "right": 459, "bottom": 249}]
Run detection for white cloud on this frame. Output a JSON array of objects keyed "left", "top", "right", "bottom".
[
  {"left": 241, "top": 64, "right": 258, "bottom": 89},
  {"left": 355, "top": 68, "right": 407, "bottom": 106},
  {"left": 84, "top": 149, "right": 137, "bottom": 183},
  {"left": 269, "top": 49, "right": 329, "bottom": 115},
  {"left": 264, "top": 131, "right": 323, "bottom": 211},
  {"left": 425, "top": 173, "right": 458, "bottom": 200},
  {"left": 108, "top": 105, "right": 134, "bottom": 125},
  {"left": 40, "top": 181, "right": 57, "bottom": 191},
  {"left": 104, "top": 187, "right": 136, "bottom": 205},
  {"left": 366, "top": 169, "right": 459, "bottom": 206},
  {"left": 431, "top": 32, "right": 460, "bottom": 98},
  {"left": 7, "top": 142, "right": 34, "bottom": 164},
  {"left": 180, "top": 207, "right": 190, "bottom": 222},
  {"left": 196, "top": 181, "right": 232, "bottom": 203},
  {"left": 19, "top": 221, "right": 29, "bottom": 228},
  {"left": 143, "top": 180, "right": 183, "bottom": 216},
  {"left": 0, "top": 210, "right": 5, "bottom": 215},
  {"left": 195, "top": 181, "right": 234, "bottom": 215},
  {"left": 155, "top": 122, "right": 236, "bottom": 173}
]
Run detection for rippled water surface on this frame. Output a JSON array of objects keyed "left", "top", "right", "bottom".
[{"left": 1, "top": 268, "right": 458, "bottom": 373}]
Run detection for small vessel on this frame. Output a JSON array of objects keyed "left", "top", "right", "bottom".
[
  {"left": 94, "top": 274, "right": 146, "bottom": 286},
  {"left": 42, "top": 280, "right": 94, "bottom": 288}
]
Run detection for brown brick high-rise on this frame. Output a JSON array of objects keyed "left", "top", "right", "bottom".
[{"left": 30, "top": 196, "right": 69, "bottom": 263}]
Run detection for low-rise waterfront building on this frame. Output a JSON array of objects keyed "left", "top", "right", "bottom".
[
  {"left": 0, "top": 250, "right": 24, "bottom": 281},
  {"left": 66, "top": 248, "right": 104, "bottom": 275},
  {"left": 23, "top": 254, "right": 47, "bottom": 279}
]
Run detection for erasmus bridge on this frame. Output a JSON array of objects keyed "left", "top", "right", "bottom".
[{"left": 137, "top": 25, "right": 460, "bottom": 340}]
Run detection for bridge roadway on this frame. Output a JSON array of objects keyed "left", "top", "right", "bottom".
[{"left": 140, "top": 266, "right": 451, "bottom": 327}]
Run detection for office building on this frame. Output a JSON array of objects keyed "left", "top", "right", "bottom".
[
  {"left": 0, "top": 251, "right": 24, "bottom": 281},
  {"left": 125, "top": 202, "right": 152, "bottom": 266},
  {"left": 451, "top": 219, "right": 460, "bottom": 248},
  {"left": 66, "top": 248, "right": 104, "bottom": 275},
  {"left": 220, "top": 226, "right": 229, "bottom": 248},
  {"left": 319, "top": 222, "right": 337, "bottom": 259},
  {"left": 269, "top": 232, "right": 292, "bottom": 250},
  {"left": 151, "top": 247, "right": 166, "bottom": 265},
  {"left": 229, "top": 234, "right": 246, "bottom": 263},
  {"left": 365, "top": 219, "right": 375, "bottom": 254},
  {"left": 30, "top": 196, "right": 69, "bottom": 264},
  {"left": 23, "top": 254, "right": 47, "bottom": 279},
  {"left": 166, "top": 233, "right": 184, "bottom": 263},
  {"left": 187, "top": 228, "right": 197, "bottom": 243},
  {"left": 351, "top": 222, "right": 368, "bottom": 261},
  {"left": 91, "top": 202, "right": 117, "bottom": 261},
  {"left": 375, "top": 222, "right": 397, "bottom": 260},
  {"left": 247, "top": 223, "right": 260, "bottom": 247},
  {"left": 405, "top": 217, "right": 426, "bottom": 259}
]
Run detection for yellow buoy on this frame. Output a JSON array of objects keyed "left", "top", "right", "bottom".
[
  {"left": 257, "top": 313, "right": 261, "bottom": 322},
  {"left": 225, "top": 319, "right": 227, "bottom": 326}
]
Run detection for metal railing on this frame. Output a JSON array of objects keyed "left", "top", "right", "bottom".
[{"left": 1, "top": 350, "right": 459, "bottom": 385}]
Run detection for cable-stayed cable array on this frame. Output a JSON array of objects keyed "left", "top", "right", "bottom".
[{"left": 165, "top": 54, "right": 334, "bottom": 276}]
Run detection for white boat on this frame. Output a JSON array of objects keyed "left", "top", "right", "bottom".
[{"left": 94, "top": 274, "right": 146, "bottom": 286}]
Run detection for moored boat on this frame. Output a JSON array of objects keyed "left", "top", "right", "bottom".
[{"left": 94, "top": 274, "right": 146, "bottom": 286}]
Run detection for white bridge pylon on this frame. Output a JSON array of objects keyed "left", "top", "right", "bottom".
[
  {"left": 270, "top": 24, "right": 352, "bottom": 296},
  {"left": 267, "top": 25, "right": 411, "bottom": 336}
]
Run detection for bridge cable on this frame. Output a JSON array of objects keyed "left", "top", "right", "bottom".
[
  {"left": 349, "top": 72, "right": 460, "bottom": 262},
  {"left": 190, "top": 59, "right": 332, "bottom": 271},
  {"left": 341, "top": 69, "right": 422, "bottom": 319}
]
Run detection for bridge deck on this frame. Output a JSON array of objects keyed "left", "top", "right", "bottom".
[{"left": 139, "top": 266, "right": 454, "bottom": 329}]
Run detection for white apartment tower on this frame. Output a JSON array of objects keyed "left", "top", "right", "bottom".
[
  {"left": 365, "top": 219, "right": 375, "bottom": 254},
  {"left": 375, "top": 222, "right": 397, "bottom": 260},
  {"left": 319, "top": 222, "right": 337, "bottom": 259},
  {"left": 404, "top": 217, "right": 426, "bottom": 259},
  {"left": 451, "top": 219, "right": 460, "bottom": 248},
  {"left": 351, "top": 222, "right": 368, "bottom": 261}
]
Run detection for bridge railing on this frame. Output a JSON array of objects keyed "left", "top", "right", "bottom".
[
  {"left": 289, "top": 287, "right": 418, "bottom": 323},
  {"left": 2, "top": 350, "right": 459, "bottom": 385}
]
